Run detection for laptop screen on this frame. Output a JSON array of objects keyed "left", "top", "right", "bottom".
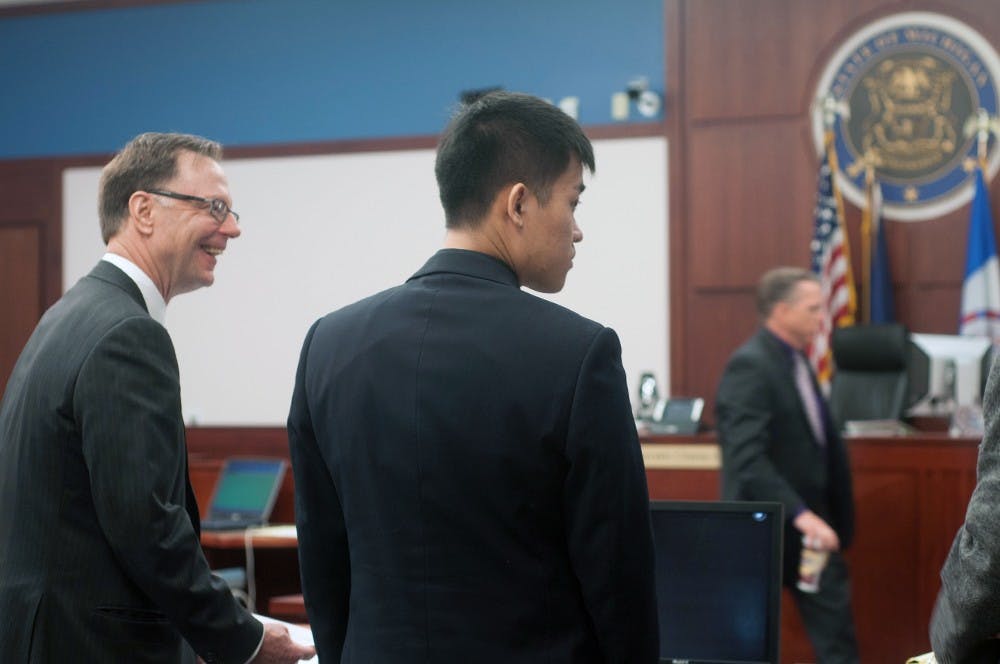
[
  {"left": 207, "top": 458, "right": 286, "bottom": 521},
  {"left": 651, "top": 500, "right": 783, "bottom": 664}
]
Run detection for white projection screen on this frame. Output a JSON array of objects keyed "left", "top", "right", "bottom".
[{"left": 63, "top": 137, "right": 669, "bottom": 425}]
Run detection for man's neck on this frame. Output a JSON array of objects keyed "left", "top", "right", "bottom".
[
  {"left": 443, "top": 225, "right": 515, "bottom": 270},
  {"left": 106, "top": 237, "right": 169, "bottom": 302},
  {"left": 764, "top": 320, "right": 803, "bottom": 351}
]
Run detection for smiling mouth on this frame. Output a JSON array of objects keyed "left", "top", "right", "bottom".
[{"left": 202, "top": 246, "right": 223, "bottom": 256}]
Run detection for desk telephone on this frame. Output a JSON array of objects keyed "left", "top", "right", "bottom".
[{"left": 636, "top": 372, "right": 704, "bottom": 435}]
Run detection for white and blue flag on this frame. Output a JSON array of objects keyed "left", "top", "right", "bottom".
[{"left": 960, "top": 167, "right": 1000, "bottom": 343}]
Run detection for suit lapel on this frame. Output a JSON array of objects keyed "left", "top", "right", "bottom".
[{"left": 86, "top": 260, "right": 149, "bottom": 313}]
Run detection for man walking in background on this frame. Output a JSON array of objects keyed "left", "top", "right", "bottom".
[{"left": 716, "top": 266, "right": 859, "bottom": 663}]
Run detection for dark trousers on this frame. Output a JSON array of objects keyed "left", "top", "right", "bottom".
[{"left": 791, "top": 551, "right": 860, "bottom": 663}]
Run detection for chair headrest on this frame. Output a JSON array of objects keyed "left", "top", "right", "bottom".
[{"left": 832, "top": 324, "right": 909, "bottom": 372}]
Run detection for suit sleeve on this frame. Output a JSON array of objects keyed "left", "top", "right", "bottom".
[
  {"left": 931, "top": 360, "right": 1000, "bottom": 663},
  {"left": 716, "top": 352, "right": 804, "bottom": 515},
  {"left": 563, "top": 327, "right": 659, "bottom": 663},
  {"left": 74, "top": 316, "right": 262, "bottom": 664},
  {"left": 287, "top": 320, "right": 350, "bottom": 661}
]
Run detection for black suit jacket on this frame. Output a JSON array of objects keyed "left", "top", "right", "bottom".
[
  {"left": 715, "top": 328, "right": 855, "bottom": 584},
  {"left": 288, "top": 249, "right": 658, "bottom": 663},
  {"left": 0, "top": 261, "right": 261, "bottom": 664}
]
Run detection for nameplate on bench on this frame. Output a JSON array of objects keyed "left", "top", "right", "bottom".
[{"left": 641, "top": 443, "right": 720, "bottom": 470}]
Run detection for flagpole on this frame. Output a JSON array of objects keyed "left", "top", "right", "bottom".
[
  {"left": 861, "top": 162, "right": 874, "bottom": 324},
  {"left": 809, "top": 94, "right": 857, "bottom": 389}
]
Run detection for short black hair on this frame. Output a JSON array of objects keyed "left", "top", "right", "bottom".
[
  {"left": 756, "top": 267, "right": 820, "bottom": 318},
  {"left": 434, "top": 91, "right": 595, "bottom": 228}
]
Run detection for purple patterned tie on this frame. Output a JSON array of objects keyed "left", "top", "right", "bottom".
[{"left": 794, "top": 352, "right": 827, "bottom": 446}]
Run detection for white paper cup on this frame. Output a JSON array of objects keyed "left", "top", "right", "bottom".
[{"left": 796, "top": 546, "right": 830, "bottom": 593}]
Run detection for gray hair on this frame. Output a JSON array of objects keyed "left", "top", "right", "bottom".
[{"left": 756, "top": 267, "right": 820, "bottom": 318}]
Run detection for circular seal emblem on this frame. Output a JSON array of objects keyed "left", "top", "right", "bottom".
[{"left": 812, "top": 12, "right": 1000, "bottom": 221}]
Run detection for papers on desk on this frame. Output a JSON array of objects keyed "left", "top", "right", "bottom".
[
  {"left": 843, "top": 419, "right": 915, "bottom": 437},
  {"left": 254, "top": 613, "right": 316, "bottom": 663},
  {"left": 247, "top": 524, "right": 298, "bottom": 538}
]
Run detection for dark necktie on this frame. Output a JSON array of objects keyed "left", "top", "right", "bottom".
[{"left": 794, "top": 352, "right": 827, "bottom": 446}]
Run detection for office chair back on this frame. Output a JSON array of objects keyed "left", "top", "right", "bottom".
[{"left": 830, "top": 323, "right": 910, "bottom": 431}]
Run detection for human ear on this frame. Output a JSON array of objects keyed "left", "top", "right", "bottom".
[
  {"left": 506, "top": 183, "right": 528, "bottom": 228},
  {"left": 128, "top": 191, "right": 156, "bottom": 236}
]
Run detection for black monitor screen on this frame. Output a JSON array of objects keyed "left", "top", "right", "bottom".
[{"left": 651, "top": 500, "right": 783, "bottom": 664}]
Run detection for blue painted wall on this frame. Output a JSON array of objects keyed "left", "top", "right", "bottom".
[{"left": 0, "top": 0, "right": 664, "bottom": 158}]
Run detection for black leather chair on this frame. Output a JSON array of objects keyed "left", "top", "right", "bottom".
[{"left": 829, "top": 323, "right": 910, "bottom": 431}]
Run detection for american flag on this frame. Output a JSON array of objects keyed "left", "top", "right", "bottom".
[{"left": 808, "top": 131, "right": 857, "bottom": 389}]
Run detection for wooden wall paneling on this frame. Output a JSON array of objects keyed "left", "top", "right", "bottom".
[
  {"left": 688, "top": 121, "right": 816, "bottom": 288},
  {"left": 912, "top": 214, "right": 970, "bottom": 326},
  {"left": 0, "top": 159, "right": 61, "bottom": 395},
  {"left": 0, "top": 160, "right": 62, "bottom": 307},
  {"left": 666, "top": 0, "right": 689, "bottom": 394},
  {"left": 905, "top": 285, "right": 966, "bottom": 334},
  {"left": 189, "top": 457, "right": 223, "bottom": 516},
  {"left": 685, "top": 0, "right": 890, "bottom": 122},
  {"left": 0, "top": 225, "right": 42, "bottom": 392},
  {"left": 186, "top": 426, "right": 290, "bottom": 459},
  {"left": 915, "top": 0, "right": 1000, "bottom": 44},
  {"left": 683, "top": 291, "right": 759, "bottom": 425}
]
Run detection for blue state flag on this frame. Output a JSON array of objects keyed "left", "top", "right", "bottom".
[
  {"left": 870, "top": 181, "right": 894, "bottom": 323},
  {"left": 960, "top": 167, "right": 1000, "bottom": 342}
]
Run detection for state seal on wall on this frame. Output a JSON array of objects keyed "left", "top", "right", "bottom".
[{"left": 812, "top": 12, "right": 1000, "bottom": 221}]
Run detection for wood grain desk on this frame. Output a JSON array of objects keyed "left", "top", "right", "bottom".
[{"left": 200, "top": 525, "right": 298, "bottom": 550}]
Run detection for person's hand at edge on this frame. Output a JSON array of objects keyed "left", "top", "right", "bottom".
[{"left": 251, "top": 622, "right": 316, "bottom": 663}]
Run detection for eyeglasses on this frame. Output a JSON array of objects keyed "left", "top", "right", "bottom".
[{"left": 146, "top": 189, "right": 240, "bottom": 224}]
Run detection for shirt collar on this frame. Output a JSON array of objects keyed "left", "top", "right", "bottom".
[
  {"left": 763, "top": 327, "right": 800, "bottom": 362},
  {"left": 101, "top": 253, "right": 167, "bottom": 325}
]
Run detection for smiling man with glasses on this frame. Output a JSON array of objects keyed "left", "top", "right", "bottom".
[{"left": 0, "top": 132, "right": 314, "bottom": 664}]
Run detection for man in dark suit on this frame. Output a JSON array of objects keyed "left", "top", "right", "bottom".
[
  {"left": 287, "top": 91, "right": 658, "bottom": 663},
  {"left": 0, "top": 133, "right": 314, "bottom": 664},
  {"left": 716, "top": 267, "right": 858, "bottom": 663}
]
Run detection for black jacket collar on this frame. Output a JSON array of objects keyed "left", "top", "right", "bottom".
[{"left": 408, "top": 248, "right": 520, "bottom": 289}]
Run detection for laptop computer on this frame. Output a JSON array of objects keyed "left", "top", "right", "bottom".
[{"left": 200, "top": 458, "right": 287, "bottom": 531}]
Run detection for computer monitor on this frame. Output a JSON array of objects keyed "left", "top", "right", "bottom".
[
  {"left": 907, "top": 333, "right": 994, "bottom": 415},
  {"left": 650, "top": 500, "right": 783, "bottom": 664}
]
